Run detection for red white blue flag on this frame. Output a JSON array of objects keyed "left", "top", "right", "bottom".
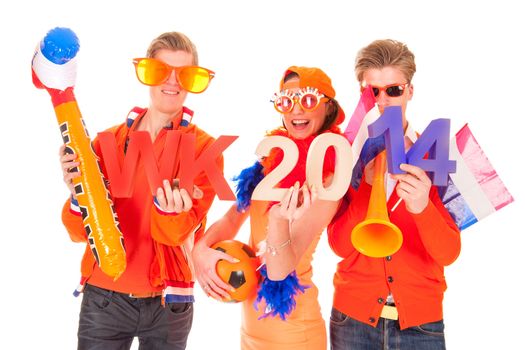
[
  {"left": 439, "top": 124, "right": 514, "bottom": 230},
  {"left": 343, "top": 86, "right": 384, "bottom": 189}
]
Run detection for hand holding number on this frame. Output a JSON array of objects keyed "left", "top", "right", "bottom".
[
  {"left": 156, "top": 178, "right": 203, "bottom": 213},
  {"left": 390, "top": 163, "right": 431, "bottom": 214},
  {"left": 270, "top": 182, "right": 318, "bottom": 222}
]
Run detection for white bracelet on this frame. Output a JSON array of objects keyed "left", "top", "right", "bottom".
[{"left": 266, "top": 239, "right": 291, "bottom": 256}]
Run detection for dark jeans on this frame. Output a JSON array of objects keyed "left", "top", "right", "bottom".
[
  {"left": 78, "top": 284, "right": 193, "bottom": 350},
  {"left": 330, "top": 307, "right": 446, "bottom": 350}
]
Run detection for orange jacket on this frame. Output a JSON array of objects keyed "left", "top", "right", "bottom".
[
  {"left": 327, "top": 180, "right": 460, "bottom": 329},
  {"left": 62, "top": 107, "right": 221, "bottom": 302}
]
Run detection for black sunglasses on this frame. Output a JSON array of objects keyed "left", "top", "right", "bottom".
[{"left": 361, "top": 83, "right": 409, "bottom": 97}]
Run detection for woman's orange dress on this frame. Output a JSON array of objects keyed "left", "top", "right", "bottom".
[{"left": 240, "top": 200, "right": 326, "bottom": 350}]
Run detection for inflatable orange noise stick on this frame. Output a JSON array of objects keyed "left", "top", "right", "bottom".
[{"left": 32, "top": 27, "right": 126, "bottom": 280}]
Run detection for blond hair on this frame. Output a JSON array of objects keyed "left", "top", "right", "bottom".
[
  {"left": 355, "top": 39, "right": 416, "bottom": 83},
  {"left": 146, "top": 32, "right": 198, "bottom": 65}
]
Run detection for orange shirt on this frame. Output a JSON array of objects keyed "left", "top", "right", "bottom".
[
  {"left": 62, "top": 107, "right": 221, "bottom": 298},
  {"left": 327, "top": 181, "right": 460, "bottom": 329}
]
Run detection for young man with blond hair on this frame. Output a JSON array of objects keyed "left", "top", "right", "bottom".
[
  {"left": 328, "top": 39, "right": 461, "bottom": 350},
  {"left": 60, "top": 31, "right": 220, "bottom": 350}
]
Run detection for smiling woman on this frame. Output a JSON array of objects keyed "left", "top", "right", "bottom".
[
  {"left": 276, "top": 67, "right": 345, "bottom": 140},
  {"left": 191, "top": 65, "right": 347, "bottom": 349},
  {"left": 276, "top": 81, "right": 329, "bottom": 138}
]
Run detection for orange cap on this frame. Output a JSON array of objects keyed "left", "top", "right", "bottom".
[{"left": 279, "top": 66, "right": 345, "bottom": 125}]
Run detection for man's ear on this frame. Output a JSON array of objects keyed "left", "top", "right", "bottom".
[{"left": 407, "top": 83, "right": 414, "bottom": 101}]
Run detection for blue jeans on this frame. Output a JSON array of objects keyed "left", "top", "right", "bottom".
[
  {"left": 78, "top": 284, "right": 193, "bottom": 350},
  {"left": 330, "top": 307, "right": 446, "bottom": 350}
]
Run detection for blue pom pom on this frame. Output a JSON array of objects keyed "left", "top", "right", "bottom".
[
  {"left": 233, "top": 161, "right": 264, "bottom": 212},
  {"left": 41, "top": 27, "right": 80, "bottom": 64},
  {"left": 254, "top": 265, "right": 308, "bottom": 320}
]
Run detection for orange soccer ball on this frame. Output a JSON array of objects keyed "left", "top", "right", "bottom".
[{"left": 211, "top": 240, "right": 260, "bottom": 302}]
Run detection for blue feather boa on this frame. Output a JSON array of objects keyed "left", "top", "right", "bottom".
[
  {"left": 233, "top": 161, "right": 264, "bottom": 212},
  {"left": 254, "top": 265, "right": 308, "bottom": 320}
]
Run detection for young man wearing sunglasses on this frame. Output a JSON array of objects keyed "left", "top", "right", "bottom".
[
  {"left": 327, "top": 39, "right": 461, "bottom": 349},
  {"left": 60, "top": 31, "right": 220, "bottom": 350}
]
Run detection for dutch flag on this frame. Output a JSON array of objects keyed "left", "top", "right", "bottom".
[
  {"left": 441, "top": 125, "right": 514, "bottom": 230},
  {"left": 343, "top": 86, "right": 385, "bottom": 190}
]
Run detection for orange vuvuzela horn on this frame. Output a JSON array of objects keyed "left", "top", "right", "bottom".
[{"left": 351, "top": 151, "right": 402, "bottom": 258}]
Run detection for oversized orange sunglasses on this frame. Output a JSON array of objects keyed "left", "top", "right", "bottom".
[
  {"left": 133, "top": 58, "right": 215, "bottom": 93},
  {"left": 361, "top": 83, "right": 409, "bottom": 98}
]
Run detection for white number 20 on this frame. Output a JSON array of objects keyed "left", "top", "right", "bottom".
[{"left": 251, "top": 134, "right": 353, "bottom": 201}]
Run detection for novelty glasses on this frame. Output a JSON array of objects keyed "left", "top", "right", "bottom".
[
  {"left": 361, "top": 83, "right": 409, "bottom": 98},
  {"left": 271, "top": 87, "right": 328, "bottom": 113},
  {"left": 133, "top": 58, "right": 215, "bottom": 93}
]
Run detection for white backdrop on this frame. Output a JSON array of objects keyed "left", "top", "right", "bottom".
[{"left": 1, "top": 1, "right": 523, "bottom": 349}]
